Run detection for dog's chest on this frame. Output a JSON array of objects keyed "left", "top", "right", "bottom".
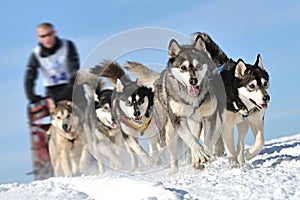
[
  {"left": 225, "top": 109, "right": 265, "bottom": 125},
  {"left": 169, "top": 99, "right": 194, "bottom": 116}
]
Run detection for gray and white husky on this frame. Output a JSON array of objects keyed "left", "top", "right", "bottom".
[
  {"left": 194, "top": 32, "right": 270, "bottom": 167},
  {"left": 74, "top": 70, "right": 123, "bottom": 173},
  {"left": 92, "top": 61, "right": 163, "bottom": 171},
  {"left": 125, "top": 38, "right": 226, "bottom": 171}
]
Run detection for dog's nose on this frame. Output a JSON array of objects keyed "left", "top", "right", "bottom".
[
  {"left": 189, "top": 78, "right": 198, "bottom": 86},
  {"left": 133, "top": 111, "right": 141, "bottom": 117},
  {"left": 62, "top": 124, "right": 68, "bottom": 132},
  {"left": 263, "top": 95, "right": 270, "bottom": 102}
]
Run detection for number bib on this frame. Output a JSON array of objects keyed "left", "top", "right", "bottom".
[{"left": 34, "top": 40, "right": 70, "bottom": 87}]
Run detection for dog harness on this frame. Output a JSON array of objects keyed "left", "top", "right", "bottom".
[
  {"left": 233, "top": 101, "right": 258, "bottom": 119},
  {"left": 218, "top": 63, "right": 225, "bottom": 74},
  {"left": 121, "top": 115, "right": 152, "bottom": 134}
]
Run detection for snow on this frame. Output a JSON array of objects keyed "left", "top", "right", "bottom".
[{"left": 1, "top": 133, "right": 300, "bottom": 200}]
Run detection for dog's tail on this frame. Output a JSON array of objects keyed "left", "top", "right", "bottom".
[
  {"left": 193, "top": 32, "right": 229, "bottom": 66},
  {"left": 125, "top": 61, "right": 160, "bottom": 89},
  {"left": 91, "top": 60, "right": 131, "bottom": 85},
  {"left": 76, "top": 69, "right": 104, "bottom": 100}
]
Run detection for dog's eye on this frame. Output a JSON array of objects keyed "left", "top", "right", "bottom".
[
  {"left": 138, "top": 99, "right": 144, "bottom": 105},
  {"left": 180, "top": 65, "right": 187, "bottom": 71},
  {"left": 248, "top": 84, "right": 255, "bottom": 89},
  {"left": 57, "top": 116, "right": 61, "bottom": 120},
  {"left": 263, "top": 81, "right": 269, "bottom": 88},
  {"left": 66, "top": 114, "right": 70, "bottom": 118},
  {"left": 126, "top": 100, "right": 132, "bottom": 106},
  {"left": 103, "top": 106, "right": 109, "bottom": 111}
]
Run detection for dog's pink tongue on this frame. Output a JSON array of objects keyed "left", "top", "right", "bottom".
[
  {"left": 110, "top": 122, "right": 117, "bottom": 129},
  {"left": 188, "top": 86, "right": 200, "bottom": 96},
  {"left": 260, "top": 104, "right": 268, "bottom": 109}
]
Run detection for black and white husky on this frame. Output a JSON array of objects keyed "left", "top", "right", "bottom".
[
  {"left": 74, "top": 70, "right": 123, "bottom": 173},
  {"left": 194, "top": 32, "right": 270, "bottom": 167},
  {"left": 92, "top": 61, "right": 162, "bottom": 171},
  {"left": 125, "top": 38, "right": 226, "bottom": 171},
  {"left": 94, "top": 89, "right": 118, "bottom": 140}
]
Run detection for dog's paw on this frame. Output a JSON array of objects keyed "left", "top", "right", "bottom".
[
  {"left": 212, "top": 145, "right": 225, "bottom": 157},
  {"left": 111, "top": 159, "right": 123, "bottom": 170},
  {"left": 228, "top": 159, "right": 239, "bottom": 169},
  {"left": 245, "top": 150, "right": 255, "bottom": 161},
  {"left": 168, "top": 166, "right": 179, "bottom": 175},
  {"left": 190, "top": 144, "right": 211, "bottom": 169},
  {"left": 150, "top": 153, "right": 163, "bottom": 166},
  {"left": 140, "top": 154, "right": 154, "bottom": 168}
]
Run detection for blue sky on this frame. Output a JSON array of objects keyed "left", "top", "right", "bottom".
[{"left": 1, "top": 0, "right": 300, "bottom": 184}]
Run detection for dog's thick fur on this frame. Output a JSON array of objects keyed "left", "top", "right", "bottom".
[
  {"left": 74, "top": 70, "right": 123, "bottom": 173},
  {"left": 92, "top": 61, "right": 163, "bottom": 170},
  {"left": 194, "top": 32, "right": 270, "bottom": 167},
  {"left": 125, "top": 38, "right": 226, "bottom": 171},
  {"left": 48, "top": 100, "right": 86, "bottom": 177}
]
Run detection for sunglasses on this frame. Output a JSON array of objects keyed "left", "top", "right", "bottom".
[{"left": 39, "top": 31, "right": 54, "bottom": 38}]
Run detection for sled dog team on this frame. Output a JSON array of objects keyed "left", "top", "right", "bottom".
[{"left": 47, "top": 32, "right": 270, "bottom": 177}]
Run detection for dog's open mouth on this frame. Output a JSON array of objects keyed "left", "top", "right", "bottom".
[
  {"left": 133, "top": 116, "right": 142, "bottom": 123},
  {"left": 249, "top": 98, "right": 268, "bottom": 110},
  {"left": 258, "top": 103, "right": 268, "bottom": 110},
  {"left": 110, "top": 122, "right": 118, "bottom": 129},
  {"left": 188, "top": 86, "right": 200, "bottom": 97},
  {"left": 63, "top": 125, "right": 72, "bottom": 133},
  {"left": 104, "top": 118, "right": 118, "bottom": 129}
]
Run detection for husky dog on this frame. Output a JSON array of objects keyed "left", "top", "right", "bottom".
[
  {"left": 125, "top": 38, "right": 225, "bottom": 171},
  {"left": 95, "top": 89, "right": 119, "bottom": 140},
  {"left": 48, "top": 100, "right": 86, "bottom": 177},
  {"left": 73, "top": 70, "right": 123, "bottom": 173},
  {"left": 194, "top": 32, "right": 270, "bottom": 167},
  {"left": 92, "top": 60, "right": 162, "bottom": 170}
]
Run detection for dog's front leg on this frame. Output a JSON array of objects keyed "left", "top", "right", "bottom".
[
  {"left": 222, "top": 122, "right": 237, "bottom": 166},
  {"left": 177, "top": 118, "right": 210, "bottom": 169},
  {"left": 236, "top": 122, "right": 249, "bottom": 166},
  {"left": 60, "top": 151, "right": 73, "bottom": 177},
  {"left": 96, "top": 139, "right": 123, "bottom": 171},
  {"left": 245, "top": 119, "right": 265, "bottom": 160},
  {"left": 164, "top": 119, "right": 179, "bottom": 172},
  {"left": 79, "top": 146, "right": 91, "bottom": 174},
  {"left": 125, "top": 136, "right": 153, "bottom": 168},
  {"left": 148, "top": 134, "right": 162, "bottom": 166},
  {"left": 52, "top": 160, "right": 63, "bottom": 177}
]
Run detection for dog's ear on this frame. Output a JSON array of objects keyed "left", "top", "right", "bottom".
[
  {"left": 66, "top": 101, "right": 73, "bottom": 106},
  {"left": 47, "top": 98, "right": 56, "bottom": 114},
  {"left": 235, "top": 59, "right": 247, "bottom": 78},
  {"left": 116, "top": 79, "right": 124, "bottom": 92},
  {"left": 194, "top": 37, "right": 211, "bottom": 58},
  {"left": 168, "top": 39, "right": 181, "bottom": 58},
  {"left": 255, "top": 54, "right": 264, "bottom": 69}
]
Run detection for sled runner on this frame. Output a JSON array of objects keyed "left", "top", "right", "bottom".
[{"left": 27, "top": 98, "right": 53, "bottom": 180}]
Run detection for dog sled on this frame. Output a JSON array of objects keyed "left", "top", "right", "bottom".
[{"left": 27, "top": 98, "right": 53, "bottom": 180}]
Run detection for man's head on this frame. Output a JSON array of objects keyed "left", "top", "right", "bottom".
[{"left": 37, "top": 22, "right": 57, "bottom": 48}]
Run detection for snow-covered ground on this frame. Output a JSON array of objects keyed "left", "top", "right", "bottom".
[{"left": 1, "top": 133, "right": 300, "bottom": 200}]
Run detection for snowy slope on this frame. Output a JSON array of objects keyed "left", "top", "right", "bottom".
[{"left": 1, "top": 133, "right": 300, "bottom": 200}]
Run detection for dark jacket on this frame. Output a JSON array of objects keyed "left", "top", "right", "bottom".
[{"left": 24, "top": 37, "right": 80, "bottom": 102}]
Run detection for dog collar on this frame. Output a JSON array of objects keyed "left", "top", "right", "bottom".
[
  {"left": 67, "top": 136, "right": 78, "bottom": 149},
  {"left": 233, "top": 102, "right": 257, "bottom": 119},
  {"left": 121, "top": 115, "right": 152, "bottom": 133},
  {"left": 99, "top": 123, "right": 110, "bottom": 137}
]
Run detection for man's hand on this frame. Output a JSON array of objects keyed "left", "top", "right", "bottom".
[{"left": 30, "top": 95, "right": 42, "bottom": 103}]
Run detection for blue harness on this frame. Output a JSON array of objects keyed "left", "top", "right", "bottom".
[{"left": 218, "top": 63, "right": 225, "bottom": 74}]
